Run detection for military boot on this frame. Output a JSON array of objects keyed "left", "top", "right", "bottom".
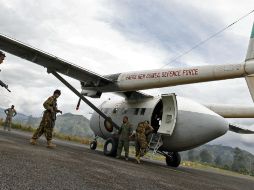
[
  {"left": 47, "top": 140, "right": 56, "bottom": 148},
  {"left": 135, "top": 154, "right": 140, "bottom": 164},
  {"left": 30, "top": 138, "right": 37, "bottom": 145}
]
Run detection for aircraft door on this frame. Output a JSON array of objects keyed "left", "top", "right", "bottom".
[{"left": 158, "top": 94, "right": 178, "bottom": 135}]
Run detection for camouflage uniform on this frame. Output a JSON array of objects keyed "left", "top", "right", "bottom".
[
  {"left": 135, "top": 123, "right": 153, "bottom": 157},
  {"left": 116, "top": 122, "right": 132, "bottom": 158},
  {"left": 4, "top": 108, "right": 17, "bottom": 131},
  {"left": 32, "top": 96, "right": 59, "bottom": 141}
]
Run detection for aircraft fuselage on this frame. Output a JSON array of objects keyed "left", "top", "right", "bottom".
[{"left": 90, "top": 95, "right": 229, "bottom": 152}]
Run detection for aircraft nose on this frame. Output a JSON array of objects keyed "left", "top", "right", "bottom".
[{"left": 211, "top": 115, "right": 229, "bottom": 137}]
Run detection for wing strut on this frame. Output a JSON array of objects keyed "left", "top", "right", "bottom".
[{"left": 50, "top": 70, "right": 120, "bottom": 130}]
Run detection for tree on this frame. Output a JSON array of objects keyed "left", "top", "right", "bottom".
[
  {"left": 188, "top": 150, "right": 196, "bottom": 161},
  {"left": 215, "top": 155, "right": 223, "bottom": 166},
  {"left": 200, "top": 149, "right": 212, "bottom": 163},
  {"left": 231, "top": 147, "right": 247, "bottom": 173}
]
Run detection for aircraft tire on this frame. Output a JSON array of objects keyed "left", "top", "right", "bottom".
[
  {"left": 90, "top": 141, "right": 97, "bottom": 150},
  {"left": 103, "top": 138, "right": 118, "bottom": 157},
  {"left": 165, "top": 152, "right": 181, "bottom": 167}
]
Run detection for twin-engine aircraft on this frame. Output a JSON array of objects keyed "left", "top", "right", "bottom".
[{"left": 1, "top": 22, "right": 254, "bottom": 167}]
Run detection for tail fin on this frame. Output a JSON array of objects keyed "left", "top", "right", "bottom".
[
  {"left": 245, "top": 22, "right": 254, "bottom": 61},
  {"left": 245, "top": 22, "right": 254, "bottom": 101}
]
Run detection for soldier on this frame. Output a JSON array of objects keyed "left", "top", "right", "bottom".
[
  {"left": 135, "top": 120, "right": 154, "bottom": 164},
  {"left": 30, "top": 89, "right": 62, "bottom": 148},
  {"left": 0, "top": 51, "right": 5, "bottom": 64},
  {"left": 116, "top": 116, "right": 133, "bottom": 160},
  {"left": 0, "top": 50, "right": 10, "bottom": 92},
  {"left": 4, "top": 105, "right": 17, "bottom": 131}
]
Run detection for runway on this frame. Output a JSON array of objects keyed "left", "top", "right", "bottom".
[{"left": 0, "top": 130, "right": 253, "bottom": 190}]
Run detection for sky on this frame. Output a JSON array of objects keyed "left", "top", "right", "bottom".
[{"left": 1, "top": 0, "right": 254, "bottom": 152}]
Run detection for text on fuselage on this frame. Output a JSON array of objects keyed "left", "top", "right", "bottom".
[{"left": 125, "top": 69, "right": 199, "bottom": 80}]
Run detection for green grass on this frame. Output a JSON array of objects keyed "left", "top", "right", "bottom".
[{"left": 181, "top": 161, "right": 254, "bottom": 179}]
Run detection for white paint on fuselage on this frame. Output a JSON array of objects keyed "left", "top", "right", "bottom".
[{"left": 177, "top": 96, "right": 217, "bottom": 116}]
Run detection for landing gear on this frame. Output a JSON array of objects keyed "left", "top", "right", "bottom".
[
  {"left": 103, "top": 138, "right": 118, "bottom": 157},
  {"left": 165, "top": 152, "right": 181, "bottom": 167},
  {"left": 90, "top": 136, "right": 98, "bottom": 150},
  {"left": 90, "top": 140, "right": 97, "bottom": 150}
]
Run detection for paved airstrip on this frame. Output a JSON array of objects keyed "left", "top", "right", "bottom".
[{"left": 0, "top": 130, "right": 253, "bottom": 190}]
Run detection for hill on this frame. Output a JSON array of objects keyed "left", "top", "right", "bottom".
[
  {"left": 181, "top": 144, "right": 254, "bottom": 175},
  {"left": 0, "top": 107, "right": 94, "bottom": 137}
]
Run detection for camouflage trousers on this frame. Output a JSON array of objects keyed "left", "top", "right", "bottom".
[
  {"left": 117, "top": 139, "right": 129, "bottom": 158},
  {"left": 135, "top": 133, "right": 148, "bottom": 157},
  {"left": 4, "top": 117, "right": 12, "bottom": 131},
  {"left": 32, "top": 111, "right": 55, "bottom": 141}
]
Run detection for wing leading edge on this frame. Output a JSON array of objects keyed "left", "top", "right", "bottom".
[{"left": 0, "top": 34, "right": 113, "bottom": 88}]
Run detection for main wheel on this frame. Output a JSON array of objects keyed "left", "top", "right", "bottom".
[
  {"left": 90, "top": 140, "right": 97, "bottom": 150},
  {"left": 103, "top": 138, "right": 118, "bottom": 157},
  {"left": 166, "top": 152, "right": 181, "bottom": 167}
]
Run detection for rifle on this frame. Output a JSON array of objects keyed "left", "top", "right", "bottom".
[{"left": 0, "top": 80, "right": 11, "bottom": 92}]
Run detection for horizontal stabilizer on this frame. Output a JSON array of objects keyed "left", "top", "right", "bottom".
[
  {"left": 229, "top": 124, "right": 254, "bottom": 134},
  {"left": 205, "top": 104, "right": 254, "bottom": 118}
]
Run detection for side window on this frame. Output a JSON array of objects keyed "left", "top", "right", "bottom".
[
  {"left": 134, "top": 108, "right": 139, "bottom": 115},
  {"left": 140, "top": 108, "right": 146, "bottom": 115}
]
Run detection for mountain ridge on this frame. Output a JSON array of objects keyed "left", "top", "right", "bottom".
[{"left": 0, "top": 107, "right": 94, "bottom": 137}]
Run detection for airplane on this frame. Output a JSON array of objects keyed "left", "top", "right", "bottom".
[{"left": 1, "top": 22, "right": 254, "bottom": 167}]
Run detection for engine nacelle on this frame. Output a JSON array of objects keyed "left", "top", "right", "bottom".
[{"left": 81, "top": 89, "right": 102, "bottom": 98}]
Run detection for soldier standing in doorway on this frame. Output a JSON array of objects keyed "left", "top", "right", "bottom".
[
  {"left": 4, "top": 105, "right": 17, "bottom": 131},
  {"left": 116, "top": 116, "right": 133, "bottom": 160},
  {"left": 135, "top": 120, "right": 154, "bottom": 164},
  {"left": 30, "top": 89, "right": 62, "bottom": 148}
]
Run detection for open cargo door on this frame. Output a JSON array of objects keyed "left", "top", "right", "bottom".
[{"left": 158, "top": 94, "right": 178, "bottom": 136}]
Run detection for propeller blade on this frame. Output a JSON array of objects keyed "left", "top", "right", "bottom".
[{"left": 76, "top": 98, "right": 81, "bottom": 110}]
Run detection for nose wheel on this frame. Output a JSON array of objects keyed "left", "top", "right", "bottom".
[
  {"left": 165, "top": 152, "right": 181, "bottom": 167},
  {"left": 90, "top": 140, "right": 97, "bottom": 150}
]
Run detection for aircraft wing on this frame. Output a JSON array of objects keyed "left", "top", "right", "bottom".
[
  {"left": 0, "top": 34, "right": 113, "bottom": 87},
  {"left": 229, "top": 124, "right": 254, "bottom": 134},
  {"left": 115, "top": 91, "right": 153, "bottom": 99}
]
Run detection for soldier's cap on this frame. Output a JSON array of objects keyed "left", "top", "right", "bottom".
[
  {"left": 0, "top": 51, "right": 5, "bottom": 57},
  {"left": 54, "top": 89, "right": 61, "bottom": 95}
]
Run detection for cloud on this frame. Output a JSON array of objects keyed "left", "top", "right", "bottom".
[
  {"left": 102, "top": 0, "right": 253, "bottom": 68},
  {"left": 0, "top": 0, "right": 166, "bottom": 116}
]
